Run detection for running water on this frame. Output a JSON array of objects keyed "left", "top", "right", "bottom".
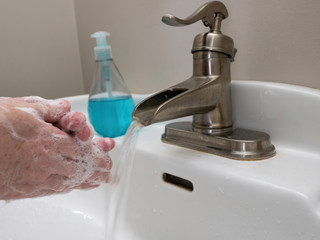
[{"left": 106, "top": 120, "right": 143, "bottom": 240}]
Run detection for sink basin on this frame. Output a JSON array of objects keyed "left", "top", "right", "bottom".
[{"left": 1, "top": 80, "right": 320, "bottom": 240}]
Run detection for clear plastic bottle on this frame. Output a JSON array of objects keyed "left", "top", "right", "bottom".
[{"left": 88, "top": 31, "right": 135, "bottom": 138}]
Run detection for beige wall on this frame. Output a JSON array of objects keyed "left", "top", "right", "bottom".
[
  {"left": 74, "top": 0, "right": 320, "bottom": 94},
  {"left": 0, "top": 0, "right": 83, "bottom": 98},
  {"left": 1, "top": 1, "right": 319, "bottom": 98}
]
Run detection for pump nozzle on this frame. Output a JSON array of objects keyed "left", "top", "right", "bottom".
[
  {"left": 91, "top": 31, "right": 112, "bottom": 61},
  {"left": 91, "top": 31, "right": 113, "bottom": 98}
]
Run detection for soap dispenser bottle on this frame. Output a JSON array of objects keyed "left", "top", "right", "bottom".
[{"left": 88, "top": 31, "right": 135, "bottom": 138}]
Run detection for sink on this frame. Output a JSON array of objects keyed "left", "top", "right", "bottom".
[{"left": 1, "top": 80, "right": 320, "bottom": 240}]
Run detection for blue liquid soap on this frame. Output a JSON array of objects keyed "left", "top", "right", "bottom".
[{"left": 88, "top": 96, "right": 135, "bottom": 138}]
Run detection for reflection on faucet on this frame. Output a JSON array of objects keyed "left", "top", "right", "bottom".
[{"left": 133, "top": 1, "right": 275, "bottom": 160}]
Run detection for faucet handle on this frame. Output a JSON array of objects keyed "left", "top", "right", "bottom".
[{"left": 162, "top": 1, "right": 228, "bottom": 31}]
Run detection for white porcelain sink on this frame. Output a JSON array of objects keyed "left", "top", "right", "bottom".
[{"left": 1, "top": 80, "right": 320, "bottom": 240}]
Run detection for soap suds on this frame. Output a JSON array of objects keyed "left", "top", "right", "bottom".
[
  {"left": 15, "top": 107, "right": 41, "bottom": 119},
  {"left": 46, "top": 99, "right": 70, "bottom": 122},
  {"left": 58, "top": 144, "right": 112, "bottom": 188},
  {"left": 0, "top": 97, "right": 113, "bottom": 199},
  {"left": 47, "top": 99, "right": 68, "bottom": 110},
  {"left": 22, "top": 96, "right": 45, "bottom": 103},
  {"left": 0, "top": 114, "right": 25, "bottom": 141},
  {"left": 51, "top": 133, "right": 69, "bottom": 140},
  {"left": 0, "top": 105, "right": 10, "bottom": 113},
  {"left": 74, "top": 124, "right": 94, "bottom": 144}
]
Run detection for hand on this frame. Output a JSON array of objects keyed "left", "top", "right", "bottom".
[{"left": 0, "top": 96, "right": 115, "bottom": 200}]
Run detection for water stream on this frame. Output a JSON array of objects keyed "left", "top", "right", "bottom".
[{"left": 106, "top": 120, "right": 143, "bottom": 240}]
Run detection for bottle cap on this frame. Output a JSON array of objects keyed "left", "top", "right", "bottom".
[{"left": 91, "top": 31, "right": 112, "bottom": 60}]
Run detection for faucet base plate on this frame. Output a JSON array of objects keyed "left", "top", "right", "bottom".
[{"left": 162, "top": 122, "right": 276, "bottom": 160}]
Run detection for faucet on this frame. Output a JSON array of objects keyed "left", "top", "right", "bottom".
[{"left": 133, "top": 1, "right": 275, "bottom": 160}]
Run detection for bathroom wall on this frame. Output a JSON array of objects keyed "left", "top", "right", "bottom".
[
  {"left": 0, "top": 0, "right": 83, "bottom": 98},
  {"left": 74, "top": 0, "right": 320, "bottom": 94},
  {"left": 1, "top": 1, "right": 319, "bottom": 98}
]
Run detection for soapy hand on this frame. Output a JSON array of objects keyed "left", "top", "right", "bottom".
[{"left": 0, "top": 96, "right": 115, "bottom": 200}]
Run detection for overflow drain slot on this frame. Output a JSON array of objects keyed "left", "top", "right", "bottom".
[{"left": 162, "top": 173, "right": 193, "bottom": 192}]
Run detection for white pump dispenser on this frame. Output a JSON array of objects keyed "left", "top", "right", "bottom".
[{"left": 91, "top": 31, "right": 112, "bottom": 61}]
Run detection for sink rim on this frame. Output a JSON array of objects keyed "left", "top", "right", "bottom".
[{"left": 1, "top": 80, "right": 319, "bottom": 240}]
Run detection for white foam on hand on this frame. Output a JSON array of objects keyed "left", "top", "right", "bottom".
[{"left": 0, "top": 96, "right": 115, "bottom": 200}]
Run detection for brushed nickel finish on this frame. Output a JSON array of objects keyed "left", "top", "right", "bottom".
[
  {"left": 162, "top": 122, "right": 276, "bottom": 160},
  {"left": 132, "top": 1, "right": 275, "bottom": 160}
]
